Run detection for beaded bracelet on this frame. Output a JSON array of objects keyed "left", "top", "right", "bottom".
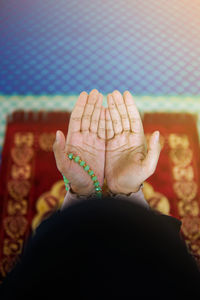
[{"left": 62, "top": 153, "right": 102, "bottom": 198}]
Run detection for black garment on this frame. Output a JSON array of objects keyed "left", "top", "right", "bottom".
[{"left": 0, "top": 196, "right": 200, "bottom": 299}]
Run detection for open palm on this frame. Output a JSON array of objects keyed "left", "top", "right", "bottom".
[
  {"left": 105, "top": 90, "right": 161, "bottom": 195},
  {"left": 53, "top": 89, "right": 105, "bottom": 195}
]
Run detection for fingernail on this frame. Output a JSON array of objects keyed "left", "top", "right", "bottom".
[
  {"left": 56, "top": 130, "right": 61, "bottom": 142},
  {"left": 154, "top": 131, "right": 160, "bottom": 141}
]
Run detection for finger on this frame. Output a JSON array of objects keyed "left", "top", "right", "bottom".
[
  {"left": 81, "top": 89, "right": 98, "bottom": 132},
  {"left": 107, "top": 93, "right": 123, "bottom": 135},
  {"left": 52, "top": 130, "right": 68, "bottom": 174},
  {"left": 123, "top": 91, "right": 143, "bottom": 134},
  {"left": 105, "top": 108, "right": 114, "bottom": 139},
  {"left": 112, "top": 90, "right": 130, "bottom": 131},
  {"left": 97, "top": 106, "right": 106, "bottom": 139},
  {"left": 142, "top": 131, "right": 161, "bottom": 176},
  {"left": 68, "top": 91, "right": 88, "bottom": 133},
  {"left": 90, "top": 93, "right": 103, "bottom": 133}
]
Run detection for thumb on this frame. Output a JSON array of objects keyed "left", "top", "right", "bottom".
[
  {"left": 53, "top": 130, "right": 67, "bottom": 173},
  {"left": 143, "top": 131, "right": 161, "bottom": 177}
]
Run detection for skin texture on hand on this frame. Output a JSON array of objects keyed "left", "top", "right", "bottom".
[
  {"left": 105, "top": 90, "right": 161, "bottom": 195},
  {"left": 53, "top": 89, "right": 161, "bottom": 197},
  {"left": 53, "top": 89, "right": 106, "bottom": 196}
]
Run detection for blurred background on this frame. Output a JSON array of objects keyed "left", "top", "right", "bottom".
[{"left": 1, "top": 0, "right": 200, "bottom": 281}]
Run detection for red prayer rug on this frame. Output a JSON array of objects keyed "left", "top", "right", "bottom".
[
  {"left": 0, "top": 111, "right": 70, "bottom": 283},
  {"left": 143, "top": 113, "right": 200, "bottom": 268},
  {"left": 0, "top": 111, "right": 200, "bottom": 282}
]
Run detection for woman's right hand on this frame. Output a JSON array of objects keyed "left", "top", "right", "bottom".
[{"left": 53, "top": 89, "right": 106, "bottom": 196}]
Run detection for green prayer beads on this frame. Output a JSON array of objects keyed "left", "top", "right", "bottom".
[
  {"left": 68, "top": 153, "right": 73, "bottom": 160},
  {"left": 95, "top": 186, "right": 101, "bottom": 191},
  {"left": 62, "top": 175, "right": 69, "bottom": 191},
  {"left": 74, "top": 156, "right": 80, "bottom": 162},
  {"left": 88, "top": 170, "right": 94, "bottom": 176},
  {"left": 62, "top": 152, "right": 102, "bottom": 197},
  {"left": 84, "top": 165, "right": 90, "bottom": 171},
  {"left": 64, "top": 178, "right": 69, "bottom": 184}
]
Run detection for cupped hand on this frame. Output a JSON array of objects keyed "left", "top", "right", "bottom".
[
  {"left": 53, "top": 89, "right": 106, "bottom": 196},
  {"left": 105, "top": 90, "right": 161, "bottom": 195}
]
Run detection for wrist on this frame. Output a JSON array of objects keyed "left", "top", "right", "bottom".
[
  {"left": 108, "top": 183, "right": 143, "bottom": 196},
  {"left": 70, "top": 184, "right": 95, "bottom": 196}
]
